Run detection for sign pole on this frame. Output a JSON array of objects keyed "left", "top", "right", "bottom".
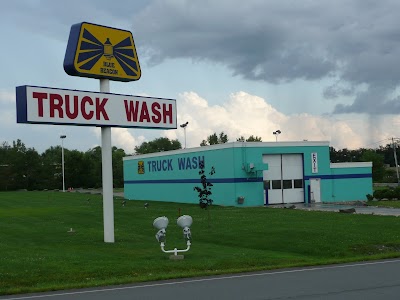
[{"left": 100, "top": 78, "right": 115, "bottom": 243}]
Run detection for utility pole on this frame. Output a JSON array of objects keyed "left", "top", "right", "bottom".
[{"left": 392, "top": 137, "right": 400, "bottom": 186}]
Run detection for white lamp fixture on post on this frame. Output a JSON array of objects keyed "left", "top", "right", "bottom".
[
  {"left": 180, "top": 122, "right": 189, "bottom": 148},
  {"left": 60, "top": 135, "right": 66, "bottom": 192},
  {"left": 153, "top": 215, "right": 193, "bottom": 259},
  {"left": 273, "top": 130, "right": 281, "bottom": 142}
]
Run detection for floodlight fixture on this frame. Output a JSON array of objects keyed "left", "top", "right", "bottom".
[
  {"left": 153, "top": 215, "right": 193, "bottom": 258},
  {"left": 153, "top": 216, "right": 169, "bottom": 243},
  {"left": 177, "top": 215, "right": 193, "bottom": 240},
  {"left": 153, "top": 216, "right": 169, "bottom": 230},
  {"left": 179, "top": 121, "right": 188, "bottom": 128},
  {"left": 273, "top": 130, "right": 281, "bottom": 142}
]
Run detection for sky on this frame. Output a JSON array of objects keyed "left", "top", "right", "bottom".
[{"left": 1, "top": 0, "right": 400, "bottom": 154}]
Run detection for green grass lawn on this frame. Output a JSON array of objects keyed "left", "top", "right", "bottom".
[
  {"left": 2, "top": 191, "right": 400, "bottom": 295},
  {"left": 367, "top": 200, "right": 400, "bottom": 208}
]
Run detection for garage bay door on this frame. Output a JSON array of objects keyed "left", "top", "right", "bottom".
[{"left": 263, "top": 154, "right": 304, "bottom": 204}]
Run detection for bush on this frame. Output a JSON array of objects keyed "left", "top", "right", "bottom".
[
  {"left": 374, "top": 188, "right": 397, "bottom": 200},
  {"left": 373, "top": 189, "right": 385, "bottom": 200},
  {"left": 382, "top": 189, "right": 396, "bottom": 200},
  {"left": 394, "top": 186, "right": 400, "bottom": 199}
]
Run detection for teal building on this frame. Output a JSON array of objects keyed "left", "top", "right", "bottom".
[{"left": 123, "top": 141, "right": 373, "bottom": 206}]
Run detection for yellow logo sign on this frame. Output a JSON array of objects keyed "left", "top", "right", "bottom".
[
  {"left": 64, "top": 22, "right": 141, "bottom": 82},
  {"left": 138, "top": 161, "right": 145, "bottom": 174}
]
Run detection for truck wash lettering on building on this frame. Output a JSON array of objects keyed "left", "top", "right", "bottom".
[
  {"left": 144, "top": 156, "right": 205, "bottom": 172},
  {"left": 177, "top": 156, "right": 204, "bottom": 170},
  {"left": 147, "top": 159, "right": 173, "bottom": 172}
]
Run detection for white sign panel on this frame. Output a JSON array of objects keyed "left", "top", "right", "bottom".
[
  {"left": 311, "top": 152, "right": 318, "bottom": 173},
  {"left": 16, "top": 86, "right": 177, "bottom": 129}
]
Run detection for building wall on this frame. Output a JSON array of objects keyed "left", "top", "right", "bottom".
[
  {"left": 123, "top": 142, "right": 373, "bottom": 206},
  {"left": 124, "top": 145, "right": 238, "bottom": 205},
  {"left": 329, "top": 163, "right": 373, "bottom": 202}
]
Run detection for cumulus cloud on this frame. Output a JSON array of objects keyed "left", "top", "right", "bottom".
[
  {"left": 112, "top": 128, "right": 146, "bottom": 154},
  {"left": 90, "top": 127, "right": 146, "bottom": 154},
  {"left": 0, "top": 90, "right": 15, "bottom": 104},
  {"left": 151, "top": 91, "right": 398, "bottom": 150}
]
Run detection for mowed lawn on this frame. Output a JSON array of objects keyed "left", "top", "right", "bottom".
[{"left": 2, "top": 191, "right": 400, "bottom": 295}]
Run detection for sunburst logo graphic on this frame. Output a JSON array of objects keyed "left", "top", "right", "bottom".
[
  {"left": 138, "top": 161, "right": 145, "bottom": 174},
  {"left": 77, "top": 29, "right": 139, "bottom": 77},
  {"left": 64, "top": 22, "right": 141, "bottom": 81}
]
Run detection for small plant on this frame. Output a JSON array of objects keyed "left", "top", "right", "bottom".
[
  {"left": 193, "top": 161, "right": 215, "bottom": 209},
  {"left": 366, "top": 194, "right": 373, "bottom": 201}
]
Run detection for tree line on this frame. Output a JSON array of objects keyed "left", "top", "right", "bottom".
[
  {"left": 1, "top": 135, "right": 399, "bottom": 191},
  {"left": 0, "top": 139, "right": 125, "bottom": 191}
]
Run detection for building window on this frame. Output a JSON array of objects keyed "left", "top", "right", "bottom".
[
  {"left": 283, "top": 180, "right": 292, "bottom": 189},
  {"left": 294, "top": 179, "right": 303, "bottom": 188},
  {"left": 272, "top": 180, "right": 282, "bottom": 189}
]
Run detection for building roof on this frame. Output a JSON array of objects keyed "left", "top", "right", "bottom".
[{"left": 123, "top": 141, "right": 330, "bottom": 161}]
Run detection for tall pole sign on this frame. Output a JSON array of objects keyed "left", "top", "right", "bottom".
[{"left": 16, "top": 22, "right": 177, "bottom": 243}]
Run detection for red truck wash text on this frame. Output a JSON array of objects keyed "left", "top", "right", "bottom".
[
  {"left": 124, "top": 100, "right": 173, "bottom": 124},
  {"left": 33, "top": 92, "right": 109, "bottom": 121}
]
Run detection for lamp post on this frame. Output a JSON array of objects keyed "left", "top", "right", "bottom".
[
  {"left": 60, "top": 135, "right": 66, "bottom": 192},
  {"left": 392, "top": 137, "right": 400, "bottom": 186},
  {"left": 273, "top": 130, "right": 281, "bottom": 142},
  {"left": 180, "top": 122, "right": 189, "bottom": 148}
]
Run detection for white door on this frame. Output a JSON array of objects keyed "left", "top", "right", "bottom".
[
  {"left": 310, "top": 178, "right": 321, "bottom": 203},
  {"left": 263, "top": 154, "right": 304, "bottom": 204},
  {"left": 282, "top": 154, "right": 304, "bottom": 204},
  {"left": 263, "top": 155, "right": 283, "bottom": 204}
]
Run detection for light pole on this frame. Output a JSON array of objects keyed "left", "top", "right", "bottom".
[
  {"left": 392, "top": 137, "right": 400, "bottom": 186},
  {"left": 273, "top": 130, "right": 281, "bottom": 142},
  {"left": 60, "top": 135, "right": 66, "bottom": 192},
  {"left": 180, "top": 122, "right": 189, "bottom": 148}
]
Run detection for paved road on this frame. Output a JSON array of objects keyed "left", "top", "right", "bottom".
[{"left": 2, "top": 259, "right": 400, "bottom": 300}]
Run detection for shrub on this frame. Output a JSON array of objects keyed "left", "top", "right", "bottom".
[
  {"left": 394, "top": 186, "right": 400, "bottom": 199},
  {"left": 373, "top": 189, "right": 385, "bottom": 200}
]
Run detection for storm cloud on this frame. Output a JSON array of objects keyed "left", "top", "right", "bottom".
[
  {"left": 131, "top": 0, "right": 400, "bottom": 114},
  {"left": 4, "top": 0, "right": 400, "bottom": 115}
]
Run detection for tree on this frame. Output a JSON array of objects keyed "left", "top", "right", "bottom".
[
  {"left": 40, "top": 146, "right": 64, "bottom": 190},
  {"left": 112, "top": 146, "right": 126, "bottom": 187},
  {"left": 237, "top": 135, "right": 262, "bottom": 142},
  {"left": 330, "top": 147, "right": 362, "bottom": 163},
  {"left": 64, "top": 149, "right": 90, "bottom": 189},
  {"left": 134, "top": 137, "right": 181, "bottom": 154},
  {"left": 360, "top": 150, "right": 385, "bottom": 182},
  {"left": 200, "top": 132, "right": 228, "bottom": 146},
  {"left": 0, "top": 142, "right": 11, "bottom": 190},
  {"left": 84, "top": 146, "right": 103, "bottom": 188}
]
